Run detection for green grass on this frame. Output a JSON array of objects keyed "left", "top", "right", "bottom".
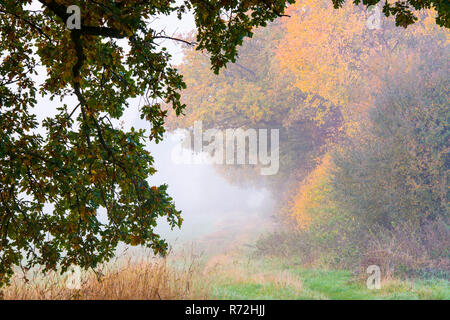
[
  {"left": 206, "top": 256, "right": 450, "bottom": 300},
  {"left": 212, "top": 283, "right": 303, "bottom": 300}
]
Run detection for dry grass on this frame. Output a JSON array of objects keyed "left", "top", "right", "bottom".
[
  {"left": 250, "top": 271, "right": 303, "bottom": 291},
  {"left": 1, "top": 254, "right": 210, "bottom": 300},
  {"left": 202, "top": 251, "right": 304, "bottom": 294},
  {"left": 1, "top": 250, "right": 304, "bottom": 300}
]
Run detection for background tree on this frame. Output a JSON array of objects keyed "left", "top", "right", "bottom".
[
  {"left": 168, "top": 0, "right": 448, "bottom": 197},
  {"left": 168, "top": 0, "right": 449, "bottom": 273},
  {"left": 277, "top": 0, "right": 449, "bottom": 138},
  {"left": 331, "top": 53, "right": 449, "bottom": 229},
  {"left": 166, "top": 21, "right": 342, "bottom": 196},
  {"left": 0, "top": 0, "right": 294, "bottom": 286},
  {"left": 278, "top": 0, "right": 448, "bottom": 135}
]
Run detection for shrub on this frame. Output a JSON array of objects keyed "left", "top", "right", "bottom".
[{"left": 331, "top": 56, "right": 449, "bottom": 229}]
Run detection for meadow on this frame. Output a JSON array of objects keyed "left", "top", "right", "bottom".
[
  {"left": 3, "top": 222, "right": 448, "bottom": 300},
  {"left": 3, "top": 249, "right": 448, "bottom": 300}
]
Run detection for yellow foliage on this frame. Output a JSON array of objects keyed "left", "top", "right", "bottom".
[
  {"left": 277, "top": 0, "right": 449, "bottom": 135},
  {"left": 278, "top": 0, "right": 366, "bottom": 108},
  {"left": 288, "top": 154, "right": 333, "bottom": 230}
]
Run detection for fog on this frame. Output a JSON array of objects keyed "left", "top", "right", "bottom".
[
  {"left": 32, "top": 92, "right": 275, "bottom": 254},
  {"left": 130, "top": 111, "right": 275, "bottom": 248}
]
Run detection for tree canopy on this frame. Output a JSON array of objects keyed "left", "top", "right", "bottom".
[
  {"left": 0, "top": 0, "right": 295, "bottom": 286},
  {"left": 278, "top": 0, "right": 448, "bottom": 132},
  {"left": 167, "top": 21, "right": 342, "bottom": 195}
]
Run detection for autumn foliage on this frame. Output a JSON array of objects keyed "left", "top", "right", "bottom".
[{"left": 169, "top": 1, "right": 449, "bottom": 275}]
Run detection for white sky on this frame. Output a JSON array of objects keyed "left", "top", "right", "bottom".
[{"left": 27, "top": 0, "right": 196, "bottom": 126}]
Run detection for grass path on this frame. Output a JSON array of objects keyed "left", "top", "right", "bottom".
[
  {"left": 201, "top": 254, "right": 450, "bottom": 300},
  {"left": 182, "top": 217, "right": 449, "bottom": 300}
]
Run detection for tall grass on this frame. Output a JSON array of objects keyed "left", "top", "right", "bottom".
[{"left": 1, "top": 252, "right": 210, "bottom": 300}]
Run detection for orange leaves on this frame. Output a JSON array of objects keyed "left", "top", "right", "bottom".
[
  {"left": 277, "top": 0, "right": 447, "bottom": 133},
  {"left": 288, "top": 154, "right": 334, "bottom": 230},
  {"left": 130, "top": 235, "right": 142, "bottom": 246},
  {"left": 89, "top": 168, "right": 106, "bottom": 184},
  {"left": 277, "top": 0, "right": 366, "bottom": 108}
]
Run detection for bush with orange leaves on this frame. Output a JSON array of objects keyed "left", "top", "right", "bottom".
[{"left": 287, "top": 154, "right": 335, "bottom": 231}]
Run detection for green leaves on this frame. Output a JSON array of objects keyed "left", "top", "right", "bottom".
[
  {"left": 191, "top": 0, "right": 296, "bottom": 73},
  {"left": 334, "top": 0, "right": 449, "bottom": 28}
]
